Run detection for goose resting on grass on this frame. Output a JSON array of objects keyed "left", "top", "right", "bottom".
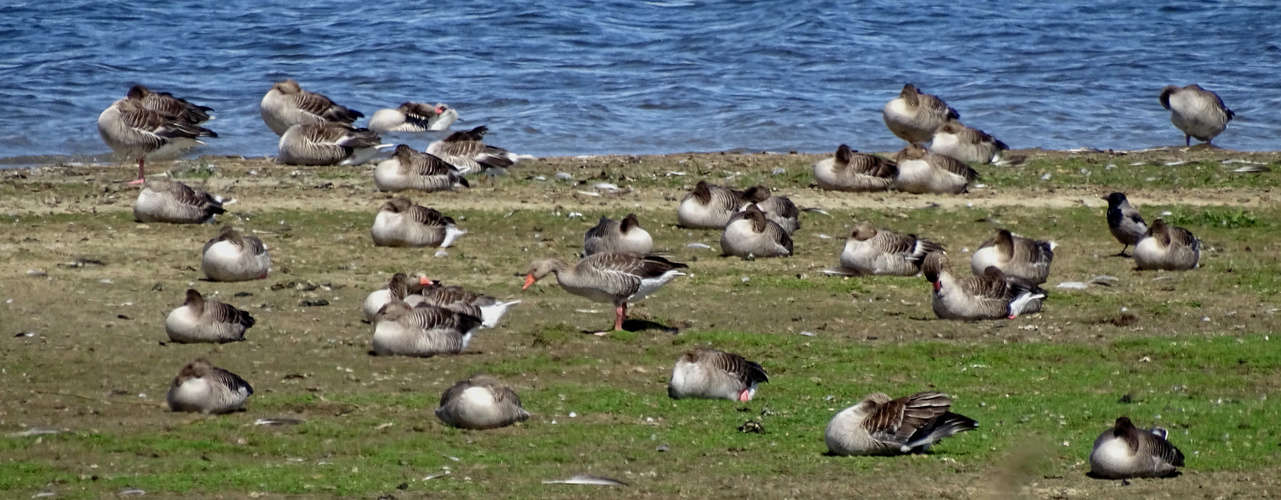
[
  {"left": 373, "top": 145, "right": 469, "bottom": 193},
  {"left": 1089, "top": 417, "right": 1185, "bottom": 479},
  {"left": 436, "top": 374, "right": 530, "bottom": 430},
  {"left": 830, "top": 222, "right": 944, "bottom": 276},
  {"left": 583, "top": 214, "right": 654, "bottom": 256},
  {"left": 370, "top": 197, "right": 466, "bottom": 248},
  {"left": 923, "top": 252, "right": 1045, "bottom": 320},
  {"left": 371, "top": 300, "right": 482, "bottom": 357},
  {"left": 892, "top": 144, "right": 977, "bottom": 194},
  {"left": 201, "top": 226, "right": 271, "bottom": 282},
  {"left": 742, "top": 186, "right": 800, "bottom": 235},
  {"left": 929, "top": 120, "right": 1009, "bottom": 165},
  {"left": 825, "top": 392, "right": 978, "bottom": 456},
  {"left": 426, "top": 125, "right": 518, "bottom": 175},
  {"left": 166, "top": 358, "right": 253, "bottom": 414},
  {"left": 259, "top": 79, "right": 362, "bottom": 136},
  {"left": 277, "top": 123, "right": 390, "bottom": 166},
  {"left": 369, "top": 102, "right": 458, "bottom": 133},
  {"left": 667, "top": 346, "right": 769, "bottom": 401},
  {"left": 813, "top": 144, "right": 897, "bottom": 192},
  {"left": 970, "top": 229, "right": 1056, "bottom": 285},
  {"left": 720, "top": 204, "right": 792, "bottom": 258},
  {"left": 165, "top": 289, "right": 254, "bottom": 343},
  {"left": 1134, "top": 219, "right": 1200, "bottom": 271},
  {"left": 522, "top": 253, "right": 687, "bottom": 334},
  {"left": 133, "top": 178, "right": 225, "bottom": 224},
  {"left": 416, "top": 275, "right": 521, "bottom": 329},
  {"left": 676, "top": 181, "right": 757, "bottom": 229}
]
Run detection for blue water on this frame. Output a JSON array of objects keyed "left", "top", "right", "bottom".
[{"left": 1, "top": 0, "right": 1278, "bottom": 162}]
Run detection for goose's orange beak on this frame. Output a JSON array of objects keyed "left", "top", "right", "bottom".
[
  {"left": 419, "top": 276, "right": 437, "bottom": 286},
  {"left": 522, "top": 274, "right": 536, "bottom": 290}
]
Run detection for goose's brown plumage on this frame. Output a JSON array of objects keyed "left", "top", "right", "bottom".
[
  {"left": 369, "top": 102, "right": 457, "bottom": 133},
  {"left": 133, "top": 178, "right": 225, "bottom": 224},
  {"left": 259, "top": 79, "right": 363, "bottom": 136},
  {"left": 165, "top": 289, "right": 255, "bottom": 343},
  {"left": 742, "top": 187, "right": 800, "bottom": 234},
  {"left": 370, "top": 197, "right": 465, "bottom": 248},
  {"left": 883, "top": 84, "right": 959, "bottom": 145},
  {"left": 1090, "top": 417, "right": 1184, "bottom": 479},
  {"left": 99, "top": 97, "right": 218, "bottom": 184},
  {"left": 892, "top": 143, "right": 977, "bottom": 194},
  {"left": 436, "top": 374, "right": 530, "bottom": 430},
  {"left": 371, "top": 300, "right": 482, "bottom": 357},
  {"left": 719, "top": 205, "right": 792, "bottom": 258},
  {"left": 523, "top": 253, "right": 688, "bottom": 333},
  {"left": 583, "top": 213, "right": 654, "bottom": 256},
  {"left": 166, "top": 358, "right": 253, "bottom": 414},
  {"left": 373, "top": 144, "right": 469, "bottom": 192},
  {"left": 201, "top": 226, "right": 271, "bottom": 282},
  {"left": 278, "top": 122, "right": 385, "bottom": 166},
  {"left": 970, "top": 229, "right": 1055, "bottom": 284},
  {"left": 1134, "top": 219, "right": 1200, "bottom": 271},
  {"left": 834, "top": 222, "right": 944, "bottom": 276},
  {"left": 929, "top": 120, "right": 1008, "bottom": 165},
  {"left": 127, "top": 85, "right": 213, "bottom": 125},
  {"left": 425, "top": 125, "right": 516, "bottom": 174},
  {"left": 825, "top": 392, "right": 978, "bottom": 456},
  {"left": 923, "top": 252, "right": 1045, "bottom": 320},
  {"left": 667, "top": 346, "right": 769, "bottom": 401},
  {"left": 677, "top": 181, "right": 759, "bottom": 229},
  {"left": 813, "top": 144, "right": 898, "bottom": 192},
  {"left": 413, "top": 275, "right": 521, "bottom": 329}
]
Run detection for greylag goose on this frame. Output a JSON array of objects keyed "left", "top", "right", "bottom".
[
  {"left": 742, "top": 187, "right": 800, "bottom": 235},
  {"left": 970, "top": 229, "right": 1056, "bottom": 284},
  {"left": 923, "top": 252, "right": 1045, "bottom": 320},
  {"left": 1159, "top": 84, "right": 1234, "bottom": 146},
  {"left": 371, "top": 300, "right": 482, "bottom": 357},
  {"left": 667, "top": 346, "right": 769, "bottom": 402},
  {"left": 892, "top": 144, "right": 978, "bottom": 194},
  {"left": 165, "top": 358, "right": 253, "bottom": 414},
  {"left": 1134, "top": 219, "right": 1200, "bottom": 271},
  {"left": 831, "top": 222, "right": 944, "bottom": 276},
  {"left": 259, "top": 79, "right": 363, "bottom": 136},
  {"left": 676, "top": 181, "right": 756, "bottom": 229},
  {"left": 435, "top": 374, "right": 530, "bottom": 430},
  {"left": 201, "top": 226, "right": 270, "bottom": 282},
  {"left": 165, "top": 289, "right": 254, "bottom": 343},
  {"left": 522, "top": 253, "right": 688, "bottom": 334},
  {"left": 1104, "top": 192, "right": 1147, "bottom": 257},
  {"left": 98, "top": 97, "right": 218, "bottom": 185},
  {"left": 583, "top": 214, "right": 654, "bottom": 256},
  {"left": 127, "top": 85, "right": 213, "bottom": 125},
  {"left": 415, "top": 275, "right": 521, "bottom": 329},
  {"left": 370, "top": 197, "right": 466, "bottom": 248},
  {"left": 883, "top": 84, "right": 959, "bottom": 145},
  {"left": 825, "top": 392, "right": 978, "bottom": 456},
  {"left": 929, "top": 120, "right": 1009, "bottom": 165},
  {"left": 369, "top": 102, "right": 458, "bottom": 133},
  {"left": 360, "top": 272, "right": 430, "bottom": 323},
  {"left": 1089, "top": 417, "right": 1185, "bottom": 479},
  {"left": 425, "top": 125, "right": 517, "bottom": 174},
  {"left": 720, "top": 205, "right": 792, "bottom": 258},
  {"left": 813, "top": 144, "right": 897, "bottom": 192},
  {"left": 133, "top": 178, "right": 225, "bottom": 224},
  {"left": 277, "top": 123, "right": 390, "bottom": 166},
  {"left": 373, "top": 145, "right": 469, "bottom": 193}
]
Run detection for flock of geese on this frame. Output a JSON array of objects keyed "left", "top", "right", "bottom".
[{"left": 91, "top": 79, "right": 1231, "bottom": 480}]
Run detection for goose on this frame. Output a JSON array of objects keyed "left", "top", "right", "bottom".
[
  {"left": 133, "top": 178, "right": 225, "bottom": 224},
  {"left": 371, "top": 300, "right": 482, "bottom": 357},
  {"left": 201, "top": 226, "right": 271, "bottom": 282},
  {"left": 522, "top": 253, "right": 688, "bottom": 334},
  {"left": 892, "top": 143, "right": 977, "bottom": 194},
  {"left": 415, "top": 275, "right": 521, "bottom": 329},
  {"left": 813, "top": 144, "right": 897, "bottom": 192},
  {"left": 127, "top": 85, "right": 213, "bottom": 125},
  {"left": 1159, "top": 84, "right": 1234, "bottom": 146},
  {"left": 832, "top": 222, "right": 944, "bottom": 276},
  {"left": 368, "top": 102, "right": 458, "bottom": 133},
  {"left": 883, "top": 84, "right": 959, "bottom": 145},
  {"left": 425, "top": 125, "right": 518, "bottom": 174},
  {"left": 435, "top": 374, "right": 530, "bottom": 430},
  {"left": 98, "top": 97, "right": 218, "bottom": 185},
  {"left": 1089, "top": 417, "right": 1185, "bottom": 479},
  {"left": 165, "top": 358, "right": 253, "bottom": 414},
  {"left": 1134, "top": 219, "right": 1200, "bottom": 271},
  {"left": 970, "top": 229, "right": 1056, "bottom": 284},
  {"left": 373, "top": 145, "right": 469, "bottom": 193},
  {"left": 825, "top": 392, "right": 978, "bottom": 456},
  {"left": 165, "top": 289, "right": 254, "bottom": 343},
  {"left": 667, "top": 346, "right": 769, "bottom": 402},
  {"left": 360, "top": 272, "right": 431, "bottom": 323},
  {"left": 259, "top": 79, "right": 363, "bottom": 136},
  {"left": 676, "top": 181, "right": 756, "bottom": 229},
  {"left": 583, "top": 214, "right": 654, "bottom": 256},
  {"left": 720, "top": 205, "right": 792, "bottom": 258},
  {"left": 370, "top": 197, "right": 466, "bottom": 248},
  {"left": 1104, "top": 192, "right": 1147, "bottom": 257},
  {"left": 277, "top": 123, "right": 390, "bottom": 166},
  {"left": 742, "top": 187, "right": 800, "bottom": 234},
  {"left": 929, "top": 120, "right": 1009, "bottom": 165},
  {"left": 922, "top": 252, "right": 1045, "bottom": 320}
]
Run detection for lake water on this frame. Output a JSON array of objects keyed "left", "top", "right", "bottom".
[{"left": 1, "top": 0, "right": 1278, "bottom": 164}]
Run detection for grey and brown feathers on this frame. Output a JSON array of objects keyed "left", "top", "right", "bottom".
[
  {"left": 426, "top": 125, "right": 517, "bottom": 174},
  {"left": 1104, "top": 192, "right": 1147, "bottom": 256},
  {"left": 201, "top": 225, "right": 271, "bottom": 282},
  {"left": 1134, "top": 219, "right": 1200, "bottom": 271},
  {"left": 667, "top": 346, "right": 769, "bottom": 401},
  {"left": 370, "top": 197, "right": 466, "bottom": 248},
  {"left": 260, "top": 79, "right": 363, "bottom": 136},
  {"left": 970, "top": 229, "right": 1056, "bottom": 284},
  {"left": 277, "top": 122, "right": 386, "bottom": 166},
  {"left": 133, "top": 178, "right": 225, "bottom": 224},
  {"left": 929, "top": 120, "right": 1009, "bottom": 165},
  {"left": 127, "top": 85, "right": 213, "bottom": 125},
  {"left": 415, "top": 276, "right": 521, "bottom": 329},
  {"left": 165, "top": 288, "right": 254, "bottom": 343},
  {"left": 676, "top": 181, "right": 756, "bottom": 229},
  {"left": 923, "top": 252, "right": 1046, "bottom": 320},
  {"left": 583, "top": 213, "right": 654, "bottom": 256},
  {"left": 435, "top": 374, "right": 530, "bottom": 430},
  {"left": 1159, "top": 84, "right": 1233, "bottom": 146},
  {"left": 369, "top": 102, "right": 457, "bottom": 133},
  {"left": 825, "top": 392, "right": 978, "bottom": 456},
  {"left": 834, "top": 222, "right": 944, "bottom": 276},
  {"left": 98, "top": 97, "right": 217, "bottom": 162},
  {"left": 883, "top": 84, "right": 959, "bottom": 145},
  {"left": 813, "top": 144, "right": 897, "bottom": 192},
  {"left": 1089, "top": 417, "right": 1184, "bottom": 479},
  {"left": 742, "top": 186, "right": 800, "bottom": 235},
  {"left": 371, "top": 300, "right": 483, "bottom": 357},
  {"left": 373, "top": 144, "right": 469, "bottom": 192},
  {"left": 165, "top": 358, "right": 253, "bottom": 414},
  {"left": 892, "top": 143, "right": 978, "bottom": 194},
  {"left": 720, "top": 204, "right": 793, "bottom": 258}
]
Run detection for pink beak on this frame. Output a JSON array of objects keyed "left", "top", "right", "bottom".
[
  {"left": 522, "top": 274, "right": 536, "bottom": 290},
  {"left": 738, "top": 389, "right": 753, "bottom": 402},
  {"left": 932, "top": 281, "right": 942, "bottom": 292},
  {"left": 418, "top": 276, "right": 437, "bottom": 287}
]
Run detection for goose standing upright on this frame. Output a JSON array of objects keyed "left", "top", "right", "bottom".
[
  {"left": 583, "top": 214, "right": 654, "bottom": 256},
  {"left": 929, "top": 120, "right": 1009, "bottom": 165},
  {"left": 719, "top": 205, "right": 792, "bottom": 258},
  {"left": 133, "top": 178, "right": 225, "bottom": 224},
  {"left": 825, "top": 392, "right": 978, "bottom": 456},
  {"left": 1134, "top": 219, "right": 1200, "bottom": 271},
  {"left": 892, "top": 144, "right": 978, "bottom": 194},
  {"left": 371, "top": 300, "right": 482, "bottom": 357},
  {"left": 259, "top": 79, "right": 363, "bottom": 136},
  {"left": 368, "top": 102, "right": 458, "bottom": 133},
  {"left": 165, "top": 289, "right": 255, "bottom": 343},
  {"left": 127, "top": 85, "right": 213, "bottom": 125},
  {"left": 883, "top": 84, "right": 959, "bottom": 145},
  {"left": 970, "top": 229, "right": 1056, "bottom": 284},
  {"left": 201, "top": 226, "right": 271, "bottom": 282},
  {"left": 1089, "top": 417, "right": 1185, "bottom": 479},
  {"left": 98, "top": 97, "right": 218, "bottom": 185},
  {"left": 522, "top": 253, "right": 688, "bottom": 334},
  {"left": 426, "top": 125, "right": 518, "bottom": 174},
  {"left": 1159, "top": 84, "right": 1234, "bottom": 146},
  {"left": 667, "top": 346, "right": 769, "bottom": 401},
  {"left": 676, "top": 181, "right": 755, "bottom": 229},
  {"left": 370, "top": 197, "right": 466, "bottom": 248},
  {"left": 373, "top": 145, "right": 469, "bottom": 193},
  {"left": 812, "top": 144, "right": 897, "bottom": 192},
  {"left": 415, "top": 276, "right": 521, "bottom": 329},
  {"left": 832, "top": 222, "right": 944, "bottom": 276},
  {"left": 165, "top": 358, "right": 253, "bottom": 414},
  {"left": 277, "top": 123, "right": 389, "bottom": 166},
  {"left": 435, "top": 374, "right": 530, "bottom": 430},
  {"left": 1104, "top": 192, "right": 1147, "bottom": 257},
  {"left": 923, "top": 252, "right": 1045, "bottom": 320}
]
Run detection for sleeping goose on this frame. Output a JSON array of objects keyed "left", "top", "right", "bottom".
[
  {"left": 371, "top": 300, "right": 482, "bottom": 357},
  {"left": 583, "top": 214, "right": 654, "bottom": 256},
  {"left": 435, "top": 374, "right": 530, "bottom": 430},
  {"left": 883, "top": 84, "right": 959, "bottom": 145},
  {"left": 1134, "top": 219, "right": 1200, "bottom": 271},
  {"left": 201, "top": 226, "right": 271, "bottom": 282},
  {"left": 1089, "top": 417, "right": 1185, "bottom": 479},
  {"left": 825, "top": 392, "right": 978, "bottom": 456},
  {"left": 929, "top": 120, "right": 1009, "bottom": 165},
  {"left": 742, "top": 187, "right": 800, "bottom": 235},
  {"left": 813, "top": 144, "right": 897, "bottom": 192},
  {"left": 892, "top": 143, "right": 978, "bottom": 194},
  {"left": 1104, "top": 192, "right": 1148, "bottom": 257},
  {"left": 720, "top": 204, "right": 792, "bottom": 258},
  {"left": 832, "top": 222, "right": 944, "bottom": 276},
  {"left": 165, "top": 358, "right": 253, "bottom": 414},
  {"left": 970, "top": 229, "right": 1056, "bottom": 284},
  {"left": 923, "top": 252, "right": 1045, "bottom": 320},
  {"left": 667, "top": 346, "right": 769, "bottom": 402},
  {"left": 1159, "top": 84, "right": 1234, "bottom": 146},
  {"left": 277, "top": 122, "right": 390, "bottom": 166},
  {"left": 370, "top": 197, "right": 466, "bottom": 248},
  {"left": 426, "top": 125, "right": 518, "bottom": 174},
  {"left": 369, "top": 102, "right": 458, "bottom": 133},
  {"left": 127, "top": 85, "right": 213, "bottom": 125},
  {"left": 360, "top": 273, "right": 430, "bottom": 323},
  {"left": 165, "top": 289, "right": 254, "bottom": 343},
  {"left": 373, "top": 145, "right": 469, "bottom": 193},
  {"left": 259, "top": 79, "right": 363, "bottom": 136},
  {"left": 415, "top": 275, "right": 521, "bottom": 329},
  {"left": 133, "top": 178, "right": 225, "bottom": 224},
  {"left": 522, "top": 253, "right": 688, "bottom": 334},
  {"left": 676, "top": 181, "right": 756, "bottom": 229},
  {"left": 98, "top": 97, "right": 218, "bottom": 185}
]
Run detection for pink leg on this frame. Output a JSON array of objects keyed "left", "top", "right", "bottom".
[
  {"left": 126, "top": 159, "right": 146, "bottom": 186},
  {"left": 614, "top": 302, "right": 627, "bottom": 331}
]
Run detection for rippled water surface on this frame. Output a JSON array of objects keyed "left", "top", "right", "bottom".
[{"left": 2, "top": 0, "right": 1278, "bottom": 161}]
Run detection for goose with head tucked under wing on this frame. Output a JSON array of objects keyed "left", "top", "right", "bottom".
[
  {"left": 201, "top": 226, "right": 270, "bottom": 282},
  {"left": 360, "top": 272, "right": 431, "bottom": 323},
  {"left": 414, "top": 275, "right": 521, "bottom": 329},
  {"left": 99, "top": 97, "right": 218, "bottom": 185},
  {"left": 742, "top": 186, "right": 800, "bottom": 235},
  {"left": 971, "top": 229, "right": 1056, "bottom": 284},
  {"left": 1134, "top": 219, "right": 1200, "bottom": 271},
  {"left": 133, "top": 178, "right": 225, "bottom": 224},
  {"left": 1089, "top": 416, "right": 1185, "bottom": 479},
  {"left": 426, "top": 125, "right": 518, "bottom": 174},
  {"left": 929, "top": 120, "right": 1009, "bottom": 165},
  {"left": 883, "top": 84, "right": 960, "bottom": 145},
  {"left": 277, "top": 122, "right": 390, "bottom": 166},
  {"left": 720, "top": 204, "right": 792, "bottom": 259},
  {"left": 1159, "top": 84, "right": 1234, "bottom": 146},
  {"left": 676, "top": 181, "right": 756, "bottom": 229},
  {"left": 371, "top": 300, "right": 482, "bottom": 357},
  {"left": 922, "top": 252, "right": 1045, "bottom": 320},
  {"left": 667, "top": 346, "right": 769, "bottom": 402},
  {"left": 259, "top": 79, "right": 363, "bottom": 136},
  {"left": 825, "top": 391, "right": 978, "bottom": 456},
  {"left": 523, "top": 253, "right": 687, "bottom": 334},
  {"left": 370, "top": 197, "right": 466, "bottom": 248},
  {"left": 584, "top": 213, "right": 654, "bottom": 256},
  {"left": 436, "top": 374, "right": 529, "bottom": 430},
  {"left": 369, "top": 102, "right": 458, "bottom": 133},
  {"left": 832, "top": 222, "right": 944, "bottom": 276},
  {"left": 127, "top": 85, "right": 213, "bottom": 125},
  {"left": 892, "top": 143, "right": 977, "bottom": 194},
  {"left": 813, "top": 144, "right": 898, "bottom": 192},
  {"left": 1104, "top": 192, "right": 1147, "bottom": 257},
  {"left": 166, "top": 289, "right": 254, "bottom": 343},
  {"left": 165, "top": 358, "right": 253, "bottom": 414},
  {"left": 374, "top": 145, "right": 469, "bottom": 193}
]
